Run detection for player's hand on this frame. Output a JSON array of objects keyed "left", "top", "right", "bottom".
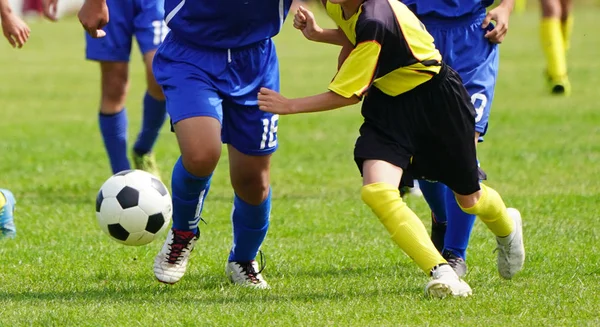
[
  {"left": 482, "top": 4, "right": 512, "bottom": 44},
  {"left": 258, "top": 88, "right": 294, "bottom": 115},
  {"left": 78, "top": 0, "right": 109, "bottom": 38},
  {"left": 294, "top": 6, "right": 323, "bottom": 41},
  {"left": 42, "top": 0, "right": 59, "bottom": 21},
  {"left": 1, "top": 12, "right": 30, "bottom": 48}
]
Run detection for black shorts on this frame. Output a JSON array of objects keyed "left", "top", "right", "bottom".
[{"left": 354, "top": 64, "right": 480, "bottom": 195}]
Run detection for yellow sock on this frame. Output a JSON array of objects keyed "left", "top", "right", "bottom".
[
  {"left": 459, "top": 184, "right": 514, "bottom": 237},
  {"left": 514, "top": 0, "right": 526, "bottom": 14},
  {"left": 0, "top": 192, "right": 5, "bottom": 208},
  {"left": 540, "top": 17, "right": 567, "bottom": 79},
  {"left": 361, "top": 182, "right": 445, "bottom": 274},
  {"left": 561, "top": 15, "right": 574, "bottom": 52}
]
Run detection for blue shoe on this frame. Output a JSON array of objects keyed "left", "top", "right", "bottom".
[{"left": 0, "top": 189, "right": 17, "bottom": 239}]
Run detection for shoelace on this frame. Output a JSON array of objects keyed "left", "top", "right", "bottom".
[
  {"left": 166, "top": 231, "right": 196, "bottom": 264},
  {"left": 238, "top": 251, "right": 267, "bottom": 284}
]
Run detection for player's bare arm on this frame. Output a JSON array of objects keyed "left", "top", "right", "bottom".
[
  {"left": 294, "top": 6, "right": 349, "bottom": 46},
  {"left": 258, "top": 88, "right": 359, "bottom": 115},
  {"left": 0, "top": 0, "right": 30, "bottom": 48},
  {"left": 78, "top": 0, "right": 109, "bottom": 38},
  {"left": 483, "top": 0, "right": 515, "bottom": 43}
]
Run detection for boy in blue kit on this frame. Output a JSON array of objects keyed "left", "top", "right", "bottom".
[
  {"left": 49, "top": 0, "right": 169, "bottom": 176},
  {"left": 401, "top": 0, "right": 515, "bottom": 277},
  {"left": 79, "top": 0, "right": 292, "bottom": 288}
]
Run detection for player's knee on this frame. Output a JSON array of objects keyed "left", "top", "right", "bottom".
[
  {"left": 181, "top": 148, "right": 221, "bottom": 177},
  {"left": 361, "top": 182, "right": 403, "bottom": 210},
  {"left": 541, "top": 0, "right": 562, "bottom": 17},
  {"left": 454, "top": 190, "right": 482, "bottom": 209},
  {"left": 231, "top": 171, "right": 270, "bottom": 205},
  {"left": 146, "top": 79, "right": 165, "bottom": 101},
  {"left": 100, "top": 64, "right": 129, "bottom": 113}
]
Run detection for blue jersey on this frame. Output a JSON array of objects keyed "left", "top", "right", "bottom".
[
  {"left": 163, "top": 0, "right": 291, "bottom": 49},
  {"left": 402, "top": 0, "right": 494, "bottom": 19}
]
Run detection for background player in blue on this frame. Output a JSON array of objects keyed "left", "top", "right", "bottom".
[
  {"left": 79, "top": 0, "right": 292, "bottom": 288},
  {"left": 401, "top": 0, "right": 515, "bottom": 277},
  {"left": 62, "top": 0, "right": 168, "bottom": 177}
]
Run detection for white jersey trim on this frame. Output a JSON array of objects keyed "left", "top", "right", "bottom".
[{"left": 165, "top": 0, "right": 186, "bottom": 25}]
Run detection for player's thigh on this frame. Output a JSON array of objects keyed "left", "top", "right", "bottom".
[
  {"left": 85, "top": 0, "right": 135, "bottom": 63},
  {"left": 99, "top": 62, "right": 129, "bottom": 113},
  {"left": 362, "top": 160, "right": 403, "bottom": 187},
  {"left": 153, "top": 47, "right": 224, "bottom": 176},
  {"left": 173, "top": 117, "right": 222, "bottom": 177},
  {"left": 142, "top": 50, "right": 164, "bottom": 100}
]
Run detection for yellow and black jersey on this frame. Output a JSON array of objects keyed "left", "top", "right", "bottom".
[{"left": 326, "top": 0, "right": 442, "bottom": 98}]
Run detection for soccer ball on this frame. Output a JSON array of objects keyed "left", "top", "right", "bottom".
[{"left": 95, "top": 169, "right": 172, "bottom": 246}]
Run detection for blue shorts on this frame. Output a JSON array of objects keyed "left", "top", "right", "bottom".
[
  {"left": 86, "top": 0, "right": 167, "bottom": 62},
  {"left": 153, "top": 33, "right": 280, "bottom": 156},
  {"left": 422, "top": 12, "right": 499, "bottom": 137}
]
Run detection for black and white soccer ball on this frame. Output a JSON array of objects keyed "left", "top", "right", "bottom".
[{"left": 95, "top": 169, "right": 172, "bottom": 246}]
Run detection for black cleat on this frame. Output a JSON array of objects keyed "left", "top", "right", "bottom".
[{"left": 442, "top": 250, "right": 468, "bottom": 278}]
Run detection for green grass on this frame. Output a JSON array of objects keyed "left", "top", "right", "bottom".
[{"left": 1, "top": 7, "right": 599, "bottom": 327}]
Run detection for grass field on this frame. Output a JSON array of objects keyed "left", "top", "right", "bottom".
[{"left": 1, "top": 6, "right": 599, "bottom": 327}]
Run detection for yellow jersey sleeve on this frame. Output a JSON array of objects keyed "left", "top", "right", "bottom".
[{"left": 328, "top": 20, "right": 384, "bottom": 98}]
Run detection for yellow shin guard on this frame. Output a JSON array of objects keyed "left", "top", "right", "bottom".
[
  {"left": 459, "top": 184, "right": 514, "bottom": 237},
  {"left": 361, "top": 182, "right": 445, "bottom": 274}
]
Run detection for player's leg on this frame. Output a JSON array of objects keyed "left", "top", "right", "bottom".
[
  {"left": 454, "top": 187, "right": 524, "bottom": 279},
  {"left": 559, "top": 0, "right": 573, "bottom": 51},
  {"left": 220, "top": 40, "right": 279, "bottom": 289},
  {"left": 359, "top": 159, "right": 471, "bottom": 298},
  {"left": 0, "top": 189, "right": 17, "bottom": 239},
  {"left": 540, "top": 0, "right": 570, "bottom": 95},
  {"left": 431, "top": 19, "right": 500, "bottom": 277},
  {"left": 226, "top": 144, "right": 272, "bottom": 289},
  {"left": 86, "top": 0, "right": 135, "bottom": 174},
  {"left": 131, "top": 2, "right": 168, "bottom": 177},
  {"left": 151, "top": 35, "right": 225, "bottom": 284},
  {"left": 355, "top": 89, "right": 471, "bottom": 297},
  {"left": 432, "top": 66, "right": 525, "bottom": 280},
  {"left": 98, "top": 61, "right": 131, "bottom": 174},
  {"left": 414, "top": 21, "right": 477, "bottom": 276}
]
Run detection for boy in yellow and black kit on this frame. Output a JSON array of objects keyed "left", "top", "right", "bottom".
[{"left": 258, "top": 0, "right": 525, "bottom": 298}]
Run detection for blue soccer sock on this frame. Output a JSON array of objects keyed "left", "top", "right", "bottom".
[
  {"left": 443, "top": 187, "right": 476, "bottom": 260},
  {"left": 418, "top": 180, "right": 448, "bottom": 223},
  {"left": 133, "top": 92, "right": 167, "bottom": 155},
  {"left": 99, "top": 110, "right": 130, "bottom": 174},
  {"left": 228, "top": 189, "right": 271, "bottom": 262},
  {"left": 171, "top": 157, "right": 212, "bottom": 233}
]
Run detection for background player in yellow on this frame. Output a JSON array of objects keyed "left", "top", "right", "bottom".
[
  {"left": 260, "top": 0, "right": 525, "bottom": 298},
  {"left": 540, "top": 0, "right": 573, "bottom": 95}
]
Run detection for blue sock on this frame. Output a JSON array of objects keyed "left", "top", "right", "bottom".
[
  {"left": 228, "top": 189, "right": 271, "bottom": 262},
  {"left": 443, "top": 186, "right": 476, "bottom": 260},
  {"left": 171, "top": 157, "right": 212, "bottom": 233},
  {"left": 418, "top": 180, "right": 448, "bottom": 223},
  {"left": 99, "top": 110, "right": 130, "bottom": 174},
  {"left": 133, "top": 92, "right": 167, "bottom": 155}
]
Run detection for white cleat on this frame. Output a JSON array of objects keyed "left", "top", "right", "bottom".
[
  {"left": 154, "top": 229, "right": 199, "bottom": 284},
  {"left": 425, "top": 264, "right": 472, "bottom": 298},
  {"left": 496, "top": 208, "right": 525, "bottom": 279},
  {"left": 225, "top": 260, "right": 269, "bottom": 289}
]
